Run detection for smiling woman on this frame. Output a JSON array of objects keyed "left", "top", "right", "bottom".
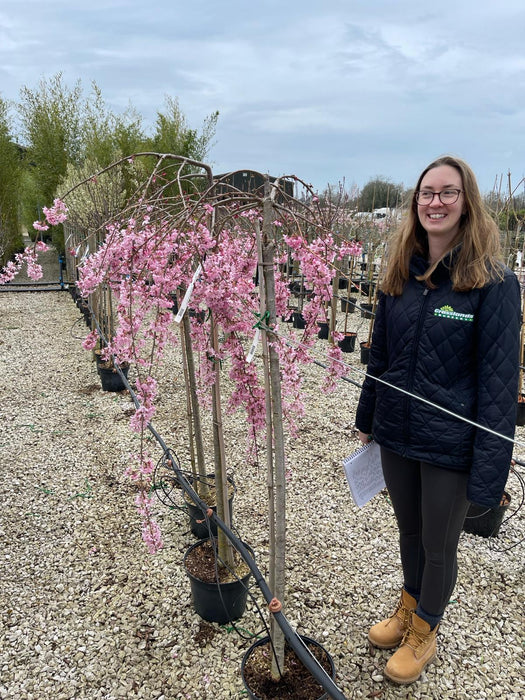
[{"left": 355, "top": 154, "right": 521, "bottom": 685}]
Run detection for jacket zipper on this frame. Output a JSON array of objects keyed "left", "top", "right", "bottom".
[{"left": 404, "top": 286, "right": 431, "bottom": 445}]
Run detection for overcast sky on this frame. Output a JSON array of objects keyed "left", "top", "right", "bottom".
[{"left": 1, "top": 0, "right": 524, "bottom": 195}]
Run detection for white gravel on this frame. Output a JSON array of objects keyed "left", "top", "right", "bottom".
[{"left": 0, "top": 262, "right": 524, "bottom": 699}]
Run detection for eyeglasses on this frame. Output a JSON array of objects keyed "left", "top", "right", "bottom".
[{"left": 415, "top": 189, "right": 463, "bottom": 205}]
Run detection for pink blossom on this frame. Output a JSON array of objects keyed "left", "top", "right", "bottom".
[
  {"left": 134, "top": 490, "right": 163, "bottom": 554},
  {"left": 322, "top": 344, "right": 348, "bottom": 393},
  {"left": 124, "top": 452, "right": 156, "bottom": 482},
  {"left": 70, "top": 191, "right": 369, "bottom": 553},
  {"left": 82, "top": 329, "right": 99, "bottom": 351},
  {"left": 43, "top": 198, "right": 68, "bottom": 225}
]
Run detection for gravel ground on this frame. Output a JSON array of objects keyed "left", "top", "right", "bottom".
[{"left": 0, "top": 248, "right": 524, "bottom": 700}]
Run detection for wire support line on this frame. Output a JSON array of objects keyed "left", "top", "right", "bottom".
[{"left": 261, "top": 320, "right": 525, "bottom": 453}]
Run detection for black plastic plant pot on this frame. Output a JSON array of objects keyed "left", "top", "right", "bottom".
[
  {"left": 338, "top": 277, "right": 348, "bottom": 290},
  {"left": 241, "top": 634, "right": 336, "bottom": 700},
  {"left": 340, "top": 297, "right": 357, "bottom": 313},
  {"left": 186, "top": 474, "right": 235, "bottom": 539},
  {"left": 292, "top": 311, "right": 306, "bottom": 329},
  {"left": 98, "top": 365, "right": 129, "bottom": 392},
  {"left": 338, "top": 332, "right": 356, "bottom": 353},
  {"left": 184, "top": 539, "right": 252, "bottom": 624},
  {"left": 516, "top": 398, "right": 525, "bottom": 426},
  {"left": 359, "top": 281, "right": 372, "bottom": 296},
  {"left": 317, "top": 322, "right": 329, "bottom": 340},
  {"left": 360, "top": 342, "right": 371, "bottom": 365},
  {"left": 462, "top": 492, "right": 511, "bottom": 538},
  {"left": 360, "top": 303, "right": 374, "bottom": 319},
  {"left": 189, "top": 308, "right": 206, "bottom": 322}
]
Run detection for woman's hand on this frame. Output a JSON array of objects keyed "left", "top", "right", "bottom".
[{"left": 357, "top": 429, "right": 373, "bottom": 445}]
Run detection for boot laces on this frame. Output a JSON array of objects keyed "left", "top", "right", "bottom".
[
  {"left": 401, "top": 621, "right": 434, "bottom": 656},
  {"left": 392, "top": 598, "right": 412, "bottom": 627}
]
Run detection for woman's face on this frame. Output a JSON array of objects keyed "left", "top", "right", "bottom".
[{"left": 417, "top": 164, "right": 466, "bottom": 243}]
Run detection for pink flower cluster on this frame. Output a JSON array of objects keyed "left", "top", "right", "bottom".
[
  {"left": 0, "top": 198, "right": 66, "bottom": 285},
  {"left": 71, "top": 190, "right": 369, "bottom": 551},
  {"left": 135, "top": 490, "right": 163, "bottom": 554},
  {"left": 130, "top": 376, "right": 158, "bottom": 432},
  {"left": 0, "top": 245, "right": 48, "bottom": 284},
  {"left": 43, "top": 198, "right": 68, "bottom": 225},
  {"left": 82, "top": 329, "right": 99, "bottom": 351}
]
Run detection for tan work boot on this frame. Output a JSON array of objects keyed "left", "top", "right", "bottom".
[
  {"left": 368, "top": 589, "right": 417, "bottom": 649},
  {"left": 384, "top": 611, "right": 438, "bottom": 684}
]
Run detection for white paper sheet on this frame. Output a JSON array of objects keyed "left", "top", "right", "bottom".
[{"left": 343, "top": 441, "right": 385, "bottom": 508}]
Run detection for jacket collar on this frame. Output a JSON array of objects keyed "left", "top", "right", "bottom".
[{"left": 410, "top": 245, "right": 461, "bottom": 285}]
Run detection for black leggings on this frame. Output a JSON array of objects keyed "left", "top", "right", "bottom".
[{"left": 380, "top": 447, "right": 470, "bottom": 619}]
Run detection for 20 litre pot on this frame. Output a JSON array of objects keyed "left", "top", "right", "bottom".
[
  {"left": 241, "top": 634, "right": 336, "bottom": 700},
  {"left": 360, "top": 341, "right": 371, "bottom": 364},
  {"left": 317, "top": 322, "right": 329, "bottom": 340},
  {"left": 338, "top": 332, "right": 356, "bottom": 353},
  {"left": 340, "top": 296, "right": 357, "bottom": 313},
  {"left": 183, "top": 538, "right": 252, "bottom": 624},
  {"left": 360, "top": 303, "right": 374, "bottom": 319},
  {"left": 462, "top": 491, "right": 511, "bottom": 538},
  {"left": 98, "top": 364, "right": 129, "bottom": 392}
]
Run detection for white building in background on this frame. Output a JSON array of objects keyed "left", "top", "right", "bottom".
[{"left": 352, "top": 207, "right": 399, "bottom": 221}]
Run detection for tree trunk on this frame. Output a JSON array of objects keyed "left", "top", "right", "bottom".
[
  {"left": 180, "top": 311, "right": 209, "bottom": 500},
  {"left": 210, "top": 315, "right": 234, "bottom": 568},
  {"left": 261, "top": 191, "right": 286, "bottom": 680}
]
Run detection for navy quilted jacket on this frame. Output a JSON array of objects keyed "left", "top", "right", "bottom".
[{"left": 355, "top": 253, "right": 521, "bottom": 507}]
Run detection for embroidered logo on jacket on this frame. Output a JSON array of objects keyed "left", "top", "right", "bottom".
[{"left": 434, "top": 305, "right": 474, "bottom": 321}]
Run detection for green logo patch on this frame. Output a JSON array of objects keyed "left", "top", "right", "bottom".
[{"left": 434, "top": 305, "right": 474, "bottom": 322}]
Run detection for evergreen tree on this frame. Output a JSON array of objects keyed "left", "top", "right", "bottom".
[
  {"left": 18, "top": 73, "right": 83, "bottom": 251},
  {"left": 358, "top": 177, "right": 404, "bottom": 211},
  {"left": 150, "top": 96, "right": 218, "bottom": 161}
]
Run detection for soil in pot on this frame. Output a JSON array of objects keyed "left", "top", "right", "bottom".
[
  {"left": 184, "top": 538, "right": 252, "bottom": 624},
  {"left": 242, "top": 635, "right": 336, "bottom": 700}
]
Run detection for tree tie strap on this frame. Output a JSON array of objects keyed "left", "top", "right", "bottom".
[{"left": 252, "top": 310, "right": 271, "bottom": 330}]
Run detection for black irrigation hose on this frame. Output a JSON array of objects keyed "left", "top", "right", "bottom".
[
  {"left": 85, "top": 298, "right": 347, "bottom": 700},
  {"left": 160, "top": 453, "right": 346, "bottom": 699}
]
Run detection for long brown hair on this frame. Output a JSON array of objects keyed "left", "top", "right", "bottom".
[{"left": 381, "top": 155, "right": 502, "bottom": 296}]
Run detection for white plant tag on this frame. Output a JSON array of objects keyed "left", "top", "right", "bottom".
[
  {"left": 246, "top": 328, "right": 260, "bottom": 363},
  {"left": 174, "top": 263, "right": 202, "bottom": 324}
]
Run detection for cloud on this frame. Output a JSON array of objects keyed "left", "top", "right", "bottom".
[{"left": 0, "top": 0, "right": 523, "bottom": 192}]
